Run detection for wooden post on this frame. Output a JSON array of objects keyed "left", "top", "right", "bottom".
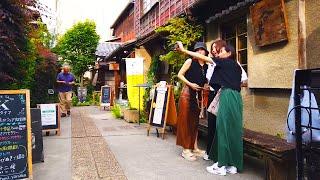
[{"left": 298, "top": 0, "right": 307, "bottom": 69}]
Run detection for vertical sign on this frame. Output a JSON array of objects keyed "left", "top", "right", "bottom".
[
  {"left": 152, "top": 87, "right": 168, "bottom": 125},
  {"left": 125, "top": 58, "right": 144, "bottom": 109},
  {"left": 31, "top": 108, "right": 44, "bottom": 163},
  {"left": 100, "top": 85, "right": 111, "bottom": 107},
  {"left": 40, "top": 104, "right": 56, "bottom": 126},
  {"left": 0, "top": 90, "right": 32, "bottom": 179}
]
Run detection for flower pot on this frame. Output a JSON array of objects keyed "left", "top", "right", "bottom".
[{"left": 123, "top": 109, "right": 139, "bottom": 123}]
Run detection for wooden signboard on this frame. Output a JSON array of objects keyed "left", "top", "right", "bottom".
[
  {"left": 109, "top": 63, "right": 119, "bottom": 70},
  {"left": 250, "top": 0, "right": 289, "bottom": 47},
  {"left": 38, "top": 104, "right": 61, "bottom": 136},
  {"left": 0, "top": 90, "right": 33, "bottom": 179},
  {"left": 147, "top": 85, "right": 177, "bottom": 139},
  {"left": 100, "top": 85, "right": 112, "bottom": 110}
]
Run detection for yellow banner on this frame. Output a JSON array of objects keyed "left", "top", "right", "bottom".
[{"left": 126, "top": 75, "right": 144, "bottom": 109}]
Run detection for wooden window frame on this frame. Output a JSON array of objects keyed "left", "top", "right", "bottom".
[
  {"left": 141, "top": 0, "right": 158, "bottom": 15},
  {"left": 220, "top": 16, "right": 248, "bottom": 86}
]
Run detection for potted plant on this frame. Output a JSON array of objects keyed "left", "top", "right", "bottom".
[{"left": 123, "top": 103, "right": 139, "bottom": 123}]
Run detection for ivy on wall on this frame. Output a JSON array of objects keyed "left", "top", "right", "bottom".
[{"left": 155, "top": 17, "right": 204, "bottom": 83}]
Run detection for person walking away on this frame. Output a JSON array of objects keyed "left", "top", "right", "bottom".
[
  {"left": 57, "top": 65, "right": 75, "bottom": 117},
  {"left": 176, "top": 42, "right": 208, "bottom": 161}
]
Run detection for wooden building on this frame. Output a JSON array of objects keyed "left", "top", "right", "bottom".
[
  {"left": 131, "top": 0, "right": 320, "bottom": 137},
  {"left": 190, "top": 0, "right": 320, "bottom": 136},
  {"left": 94, "top": 0, "right": 136, "bottom": 98}
]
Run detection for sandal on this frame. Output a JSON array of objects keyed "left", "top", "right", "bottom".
[
  {"left": 182, "top": 150, "right": 197, "bottom": 161},
  {"left": 192, "top": 148, "right": 205, "bottom": 157}
]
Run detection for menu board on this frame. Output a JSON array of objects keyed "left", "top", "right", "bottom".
[
  {"left": 0, "top": 90, "right": 32, "bottom": 180},
  {"left": 100, "top": 86, "right": 111, "bottom": 106},
  {"left": 31, "top": 108, "right": 44, "bottom": 163},
  {"left": 149, "top": 87, "right": 169, "bottom": 127}
]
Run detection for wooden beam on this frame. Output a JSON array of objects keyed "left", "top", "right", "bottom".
[{"left": 298, "top": 0, "right": 307, "bottom": 69}]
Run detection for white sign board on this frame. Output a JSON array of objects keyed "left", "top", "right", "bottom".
[
  {"left": 40, "top": 104, "right": 57, "bottom": 126},
  {"left": 125, "top": 58, "right": 144, "bottom": 75},
  {"left": 152, "top": 87, "right": 168, "bottom": 125}
]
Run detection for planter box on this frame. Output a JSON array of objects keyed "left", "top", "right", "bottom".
[{"left": 123, "top": 109, "right": 139, "bottom": 123}]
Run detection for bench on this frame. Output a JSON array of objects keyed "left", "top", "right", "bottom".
[{"left": 199, "top": 119, "right": 296, "bottom": 180}]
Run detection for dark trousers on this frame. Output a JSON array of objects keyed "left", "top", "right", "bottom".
[{"left": 206, "top": 90, "right": 217, "bottom": 154}]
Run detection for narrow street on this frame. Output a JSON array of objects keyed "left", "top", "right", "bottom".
[{"left": 34, "top": 106, "right": 264, "bottom": 180}]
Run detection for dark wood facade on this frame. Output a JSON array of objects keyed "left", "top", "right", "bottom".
[
  {"left": 134, "top": 0, "right": 199, "bottom": 38},
  {"left": 111, "top": 1, "right": 136, "bottom": 42}
]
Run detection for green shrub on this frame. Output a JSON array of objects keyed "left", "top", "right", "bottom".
[
  {"left": 111, "top": 104, "right": 122, "bottom": 119},
  {"left": 77, "top": 101, "right": 91, "bottom": 106},
  {"left": 72, "top": 96, "right": 79, "bottom": 106}
]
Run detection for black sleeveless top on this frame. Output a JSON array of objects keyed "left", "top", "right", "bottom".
[{"left": 185, "top": 59, "right": 208, "bottom": 88}]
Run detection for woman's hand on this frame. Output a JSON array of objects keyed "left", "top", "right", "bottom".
[
  {"left": 176, "top": 41, "right": 186, "bottom": 53},
  {"left": 189, "top": 83, "right": 201, "bottom": 91}
]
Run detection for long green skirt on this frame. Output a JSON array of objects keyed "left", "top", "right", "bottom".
[{"left": 209, "top": 88, "right": 243, "bottom": 171}]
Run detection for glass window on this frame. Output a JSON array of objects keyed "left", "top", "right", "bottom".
[
  {"left": 142, "top": 0, "right": 158, "bottom": 14},
  {"left": 221, "top": 17, "right": 248, "bottom": 77}
]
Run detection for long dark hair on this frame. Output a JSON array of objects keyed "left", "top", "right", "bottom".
[
  {"left": 225, "top": 45, "right": 236, "bottom": 59},
  {"left": 211, "top": 39, "right": 227, "bottom": 55}
]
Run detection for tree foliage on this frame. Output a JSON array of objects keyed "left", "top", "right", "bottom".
[
  {"left": 0, "top": 0, "right": 58, "bottom": 106},
  {"left": 155, "top": 17, "right": 204, "bottom": 82},
  {"left": 55, "top": 20, "right": 100, "bottom": 81},
  {"left": 0, "top": 0, "right": 37, "bottom": 83}
]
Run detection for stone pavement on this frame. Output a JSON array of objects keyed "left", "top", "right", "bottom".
[
  {"left": 76, "top": 106, "right": 264, "bottom": 180},
  {"left": 33, "top": 106, "right": 265, "bottom": 180},
  {"left": 71, "top": 108, "right": 127, "bottom": 180},
  {"left": 33, "top": 114, "right": 72, "bottom": 180}
]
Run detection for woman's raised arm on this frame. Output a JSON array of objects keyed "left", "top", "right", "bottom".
[{"left": 176, "top": 41, "right": 215, "bottom": 64}]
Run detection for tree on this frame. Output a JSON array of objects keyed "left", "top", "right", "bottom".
[
  {"left": 55, "top": 20, "right": 100, "bottom": 86},
  {"left": 155, "top": 17, "right": 204, "bottom": 83},
  {"left": 0, "top": 0, "right": 36, "bottom": 84}
]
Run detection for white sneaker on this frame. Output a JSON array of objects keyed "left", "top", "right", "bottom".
[
  {"left": 206, "top": 162, "right": 218, "bottom": 172},
  {"left": 203, "top": 153, "right": 210, "bottom": 161},
  {"left": 207, "top": 166, "right": 227, "bottom": 176},
  {"left": 226, "top": 166, "right": 237, "bottom": 174}
]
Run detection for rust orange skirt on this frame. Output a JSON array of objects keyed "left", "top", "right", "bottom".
[{"left": 176, "top": 85, "right": 200, "bottom": 149}]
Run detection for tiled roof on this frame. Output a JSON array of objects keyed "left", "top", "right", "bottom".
[
  {"left": 205, "top": 0, "right": 258, "bottom": 23},
  {"left": 95, "top": 42, "right": 122, "bottom": 57}
]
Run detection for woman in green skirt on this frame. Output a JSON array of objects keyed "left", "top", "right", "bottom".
[{"left": 176, "top": 41, "right": 243, "bottom": 176}]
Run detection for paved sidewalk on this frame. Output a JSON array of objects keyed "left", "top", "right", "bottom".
[
  {"left": 33, "top": 106, "right": 265, "bottom": 180},
  {"left": 33, "top": 115, "right": 72, "bottom": 180},
  {"left": 85, "top": 106, "right": 265, "bottom": 180},
  {"left": 71, "top": 108, "right": 126, "bottom": 180}
]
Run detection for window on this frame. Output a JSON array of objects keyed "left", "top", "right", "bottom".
[
  {"left": 221, "top": 17, "right": 248, "bottom": 75},
  {"left": 142, "top": 0, "right": 158, "bottom": 14}
]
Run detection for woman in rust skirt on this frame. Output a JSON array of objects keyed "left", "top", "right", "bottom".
[{"left": 176, "top": 42, "right": 208, "bottom": 161}]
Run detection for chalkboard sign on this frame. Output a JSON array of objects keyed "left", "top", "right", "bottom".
[
  {"left": 31, "top": 108, "right": 44, "bottom": 163},
  {"left": 0, "top": 90, "right": 32, "bottom": 179},
  {"left": 100, "top": 85, "right": 111, "bottom": 107}
]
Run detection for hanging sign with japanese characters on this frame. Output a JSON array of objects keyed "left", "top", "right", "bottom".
[{"left": 0, "top": 90, "right": 32, "bottom": 180}]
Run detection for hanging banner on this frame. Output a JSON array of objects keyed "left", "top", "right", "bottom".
[{"left": 125, "top": 58, "right": 144, "bottom": 109}]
